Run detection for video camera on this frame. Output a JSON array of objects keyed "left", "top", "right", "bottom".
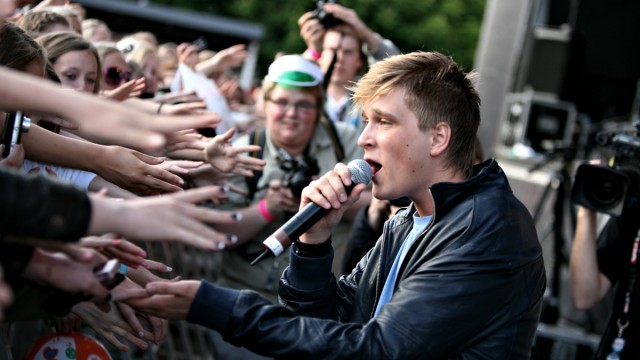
[
  {"left": 571, "top": 123, "right": 640, "bottom": 216},
  {"left": 311, "top": 0, "right": 344, "bottom": 29}
]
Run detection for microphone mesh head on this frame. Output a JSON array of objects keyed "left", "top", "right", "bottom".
[{"left": 347, "top": 159, "right": 373, "bottom": 185}]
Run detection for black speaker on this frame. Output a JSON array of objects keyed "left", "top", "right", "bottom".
[{"left": 515, "top": 26, "right": 571, "bottom": 96}]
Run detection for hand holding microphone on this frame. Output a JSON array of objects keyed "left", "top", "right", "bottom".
[{"left": 251, "top": 159, "right": 372, "bottom": 265}]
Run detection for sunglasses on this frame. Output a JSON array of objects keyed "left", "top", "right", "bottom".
[{"left": 103, "top": 67, "right": 131, "bottom": 86}]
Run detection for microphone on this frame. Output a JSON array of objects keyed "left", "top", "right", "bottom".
[{"left": 251, "top": 159, "right": 372, "bottom": 266}]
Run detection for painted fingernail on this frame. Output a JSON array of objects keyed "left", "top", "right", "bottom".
[
  {"left": 227, "top": 234, "right": 238, "bottom": 244},
  {"left": 166, "top": 266, "right": 173, "bottom": 272},
  {"left": 217, "top": 242, "right": 226, "bottom": 250},
  {"left": 221, "top": 185, "right": 229, "bottom": 193},
  {"left": 231, "top": 212, "right": 242, "bottom": 221}
]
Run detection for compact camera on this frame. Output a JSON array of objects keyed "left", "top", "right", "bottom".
[
  {"left": 311, "top": 0, "right": 344, "bottom": 29},
  {"left": 1, "top": 111, "right": 31, "bottom": 158},
  {"left": 572, "top": 126, "right": 640, "bottom": 216},
  {"left": 94, "top": 259, "right": 125, "bottom": 290}
]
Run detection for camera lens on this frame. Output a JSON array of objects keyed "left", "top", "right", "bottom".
[{"left": 584, "top": 171, "right": 626, "bottom": 210}]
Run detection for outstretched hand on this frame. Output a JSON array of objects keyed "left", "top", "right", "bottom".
[
  {"left": 127, "top": 280, "right": 202, "bottom": 320},
  {"left": 204, "top": 128, "right": 266, "bottom": 177},
  {"left": 97, "top": 146, "right": 186, "bottom": 194},
  {"left": 89, "top": 186, "right": 242, "bottom": 250},
  {"left": 103, "top": 78, "right": 146, "bottom": 101}
]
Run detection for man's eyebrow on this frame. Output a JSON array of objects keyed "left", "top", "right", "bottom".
[{"left": 370, "top": 106, "right": 396, "bottom": 119}]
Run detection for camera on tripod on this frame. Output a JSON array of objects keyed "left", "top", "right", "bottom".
[
  {"left": 311, "top": 0, "right": 344, "bottom": 29},
  {"left": 571, "top": 124, "right": 640, "bottom": 216}
]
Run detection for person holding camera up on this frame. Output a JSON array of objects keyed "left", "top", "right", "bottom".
[
  {"left": 298, "top": 1, "right": 399, "bottom": 131},
  {"left": 213, "top": 55, "right": 366, "bottom": 301},
  {"left": 571, "top": 163, "right": 640, "bottom": 359}
]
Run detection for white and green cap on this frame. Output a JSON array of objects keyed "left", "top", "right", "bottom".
[{"left": 265, "top": 54, "right": 323, "bottom": 88}]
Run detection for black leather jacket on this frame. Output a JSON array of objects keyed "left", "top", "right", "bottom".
[{"left": 188, "top": 159, "right": 546, "bottom": 359}]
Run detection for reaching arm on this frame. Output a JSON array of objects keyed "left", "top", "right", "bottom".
[
  {"left": 0, "top": 66, "right": 218, "bottom": 152},
  {"left": 22, "top": 125, "right": 184, "bottom": 194},
  {"left": 570, "top": 206, "right": 612, "bottom": 309},
  {"left": 195, "top": 44, "right": 248, "bottom": 78}
]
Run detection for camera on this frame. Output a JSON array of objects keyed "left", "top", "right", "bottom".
[
  {"left": 311, "top": 0, "right": 344, "bottom": 29},
  {"left": 277, "top": 149, "right": 319, "bottom": 199},
  {"left": 572, "top": 125, "right": 640, "bottom": 216},
  {"left": 94, "top": 259, "right": 125, "bottom": 290},
  {"left": 2, "top": 111, "right": 31, "bottom": 158},
  {"left": 192, "top": 36, "right": 208, "bottom": 51}
]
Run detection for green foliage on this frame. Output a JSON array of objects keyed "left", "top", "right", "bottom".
[{"left": 152, "top": 0, "right": 485, "bottom": 76}]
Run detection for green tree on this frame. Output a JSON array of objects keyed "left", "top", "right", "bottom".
[{"left": 153, "top": 0, "right": 485, "bottom": 76}]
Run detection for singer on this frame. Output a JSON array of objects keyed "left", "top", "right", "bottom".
[
  {"left": 130, "top": 51, "right": 545, "bottom": 359},
  {"left": 211, "top": 54, "right": 368, "bottom": 307}
]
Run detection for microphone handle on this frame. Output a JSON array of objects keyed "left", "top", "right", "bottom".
[
  {"left": 261, "top": 203, "right": 330, "bottom": 258},
  {"left": 254, "top": 183, "right": 355, "bottom": 264}
]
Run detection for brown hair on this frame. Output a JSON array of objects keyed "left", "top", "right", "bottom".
[
  {"left": 36, "top": 31, "right": 102, "bottom": 94},
  {"left": 0, "top": 21, "right": 46, "bottom": 71},
  {"left": 352, "top": 51, "right": 481, "bottom": 177}
]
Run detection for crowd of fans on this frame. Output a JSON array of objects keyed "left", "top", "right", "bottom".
[
  {"left": 5, "top": 0, "right": 636, "bottom": 359},
  {"left": 0, "top": 0, "right": 400, "bottom": 358}
]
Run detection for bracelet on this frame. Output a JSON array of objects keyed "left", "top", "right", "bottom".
[
  {"left": 157, "top": 103, "right": 164, "bottom": 114},
  {"left": 305, "top": 48, "right": 321, "bottom": 61},
  {"left": 258, "top": 198, "right": 276, "bottom": 222}
]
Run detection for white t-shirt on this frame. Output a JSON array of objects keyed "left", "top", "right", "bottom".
[{"left": 22, "top": 160, "right": 96, "bottom": 190}]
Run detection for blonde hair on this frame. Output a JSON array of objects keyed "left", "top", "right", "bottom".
[
  {"left": 124, "top": 41, "right": 155, "bottom": 65},
  {"left": 81, "top": 18, "right": 108, "bottom": 41},
  {"left": 15, "top": 10, "right": 70, "bottom": 35}
]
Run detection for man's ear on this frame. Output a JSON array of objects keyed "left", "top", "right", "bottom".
[{"left": 429, "top": 122, "right": 451, "bottom": 157}]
